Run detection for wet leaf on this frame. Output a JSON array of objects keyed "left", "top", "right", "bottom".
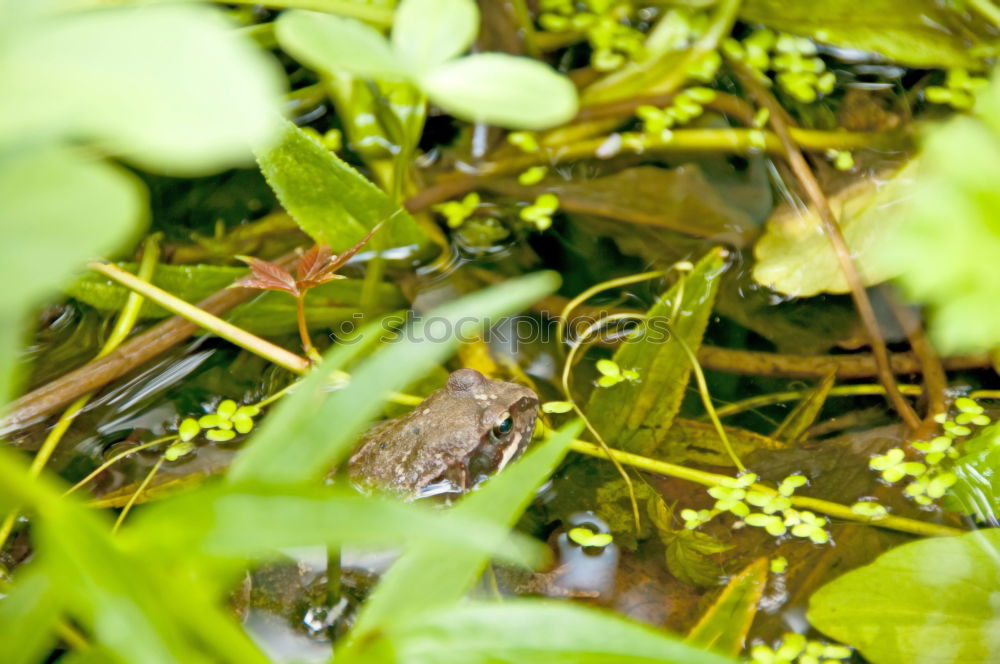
[
  {"left": 944, "top": 422, "right": 1000, "bottom": 523},
  {"left": 585, "top": 248, "right": 727, "bottom": 456},
  {"left": 255, "top": 120, "right": 426, "bottom": 252},
  {"left": 664, "top": 527, "right": 731, "bottom": 587},
  {"left": 375, "top": 599, "right": 739, "bottom": 664},
  {"left": 489, "top": 165, "right": 756, "bottom": 246},
  {"left": 0, "top": 4, "right": 285, "bottom": 174},
  {"left": 808, "top": 529, "right": 1000, "bottom": 664},
  {"left": 0, "top": 145, "right": 144, "bottom": 401},
  {"left": 421, "top": 53, "right": 579, "bottom": 130},
  {"left": 349, "top": 420, "right": 585, "bottom": 637},
  {"left": 740, "top": 0, "right": 979, "bottom": 69},
  {"left": 658, "top": 418, "right": 788, "bottom": 467},
  {"left": 753, "top": 161, "right": 916, "bottom": 297},
  {"left": 687, "top": 558, "right": 768, "bottom": 655}
]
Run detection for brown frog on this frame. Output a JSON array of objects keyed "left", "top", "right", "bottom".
[{"left": 348, "top": 368, "right": 539, "bottom": 500}]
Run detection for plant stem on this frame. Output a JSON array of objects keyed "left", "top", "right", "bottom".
[
  {"left": 713, "top": 384, "right": 924, "bottom": 418},
  {"left": 567, "top": 440, "right": 964, "bottom": 538},
  {"left": 295, "top": 294, "right": 322, "bottom": 364},
  {"left": 88, "top": 262, "right": 310, "bottom": 376},
  {"left": 112, "top": 456, "right": 165, "bottom": 533},
  {"left": 64, "top": 436, "right": 177, "bottom": 496}
]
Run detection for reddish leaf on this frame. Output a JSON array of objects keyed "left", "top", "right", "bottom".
[
  {"left": 233, "top": 256, "right": 299, "bottom": 296},
  {"left": 296, "top": 244, "right": 334, "bottom": 284},
  {"left": 328, "top": 222, "right": 385, "bottom": 274}
]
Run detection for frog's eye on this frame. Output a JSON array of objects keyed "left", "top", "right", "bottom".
[{"left": 491, "top": 412, "right": 514, "bottom": 441}]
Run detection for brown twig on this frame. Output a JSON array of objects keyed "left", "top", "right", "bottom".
[
  {"left": 730, "top": 60, "right": 921, "bottom": 432},
  {"left": 884, "top": 288, "right": 949, "bottom": 439},
  {"left": 1, "top": 253, "right": 300, "bottom": 434}
]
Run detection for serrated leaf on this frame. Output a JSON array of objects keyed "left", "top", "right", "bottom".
[
  {"left": 664, "top": 528, "right": 731, "bottom": 587},
  {"left": 808, "top": 529, "right": 1000, "bottom": 664},
  {"left": 235, "top": 256, "right": 298, "bottom": 295},
  {"left": 255, "top": 120, "right": 427, "bottom": 252},
  {"left": 0, "top": 5, "right": 285, "bottom": 174},
  {"left": 275, "top": 10, "right": 406, "bottom": 80},
  {"left": 740, "top": 0, "right": 978, "bottom": 69},
  {"left": 420, "top": 53, "right": 578, "bottom": 130},
  {"left": 392, "top": 0, "right": 479, "bottom": 76},
  {"left": 585, "top": 248, "right": 727, "bottom": 456}
]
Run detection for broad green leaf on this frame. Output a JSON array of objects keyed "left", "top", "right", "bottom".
[
  {"left": 753, "top": 161, "right": 916, "bottom": 297},
  {"left": 228, "top": 271, "right": 559, "bottom": 484},
  {"left": 585, "top": 248, "right": 727, "bottom": 456},
  {"left": 943, "top": 423, "right": 1000, "bottom": 522},
  {"left": 0, "top": 5, "right": 285, "bottom": 174},
  {"left": 686, "top": 558, "right": 768, "bottom": 656},
  {"left": 350, "top": 420, "right": 585, "bottom": 637},
  {"left": 808, "top": 529, "right": 1000, "bottom": 664},
  {"left": 123, "top": 484, "right": 540, "bottom": 569},
  {"left": 420, "top": 53, "right": 579, "bottom": 130},
  {"left": 276, "top": 10, "right": 406, "bottom": 80},
  {"left": 740, "top": 0, "right": 979, "bottom": 69},
  {"left": 392, "top": 0, "right": 479, "bottom": 76},
  {"left": 255, "top": 120, "right": 427, "bottom": 251},
  {"left": 0, "top": 145, "right": 144, "bottom": 401},
  {"left": 378, "top": 599, "right": 738, "bottom": 664}
]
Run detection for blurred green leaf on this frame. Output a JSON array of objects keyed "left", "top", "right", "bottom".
[
  {"left": 276, "top": 10, "right": 406, "bottom": 80},
  {"left": 421, "top": 53, "right": 579, "bottom": 130},
  {"left": 740, "top": 0, "right": 979, "bottom": 68},
  {"left": 808, "top": 529, "right": 1000, "bottom": 663},
  {"left": 0, "top": 145, "right": 144, "bottom": 400},
  {"left": 879, "top": 71, "right": 1000, "bottom": 352},
  {"left": 0, "top": 567, "right": 61, "bottom": 664},
  {"left": 0, "top": 4, "right": 285, "bottom": 174},
  {"left": 753, "top": 161, "right": 915, "bottom": 297},
  {"left": 228, "top": 271, "right": 560, "bottom": 484},
  {"left": 255, "top": 120, "right": 427, "bottom": 251},
  {"left": 585, "top": 248, "right": 727, "bottom": 456},
  {"left": 123, "top": 484, "right": 541, "bottom": 569},
  {"left": 392, "top": 0, "right": 479, "bottom": 76},
  {"left": 373, "top": 599, "right": 739, "bottom": 664},
  {"left": 350, "top": 420, "right": 585, "bottom": 637}
]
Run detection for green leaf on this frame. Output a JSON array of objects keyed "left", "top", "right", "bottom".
[
  {"left": 664, "top": 528, "right": 730, "bottom": 587},
  {"left": 0, "top": 5, "right": 285, "bottom": 175},
  {"left": 943, "top": 423, "right": 1000, "bottom": 521},
  {"left": 420, "top": 53, "right": 579, "bottom": 130},
  {"left": 391, "top": 0, "right": 479, "bottom": 76},
  {"left": 686, "top": 558, "right": 768, "bottom": 656},
  {"left": 255, "top": 120, "right": 427, "bottom": 251},
  {"left": 0, "top": 567, "right": 61, "bottom": 664},
  {"left": 349, "top": 420, "right": 584, "bottom": 638},
  {"left": 808, "top": 529, "right": 1000, "bottom": 664},
  {"left": 739, "top": 0, "right": 979, "bottom": 69},
  {"left": 275, "top": 10, "right": 406, "bottom": 80},
  {"left": 0, "top": 146, "right": 144, "bottom": 400},
  {"left": 753, "top": 161, "right": 916, "bottom": 297},
  {"left": 377, "top": 599, "right": 739, "bottom": 664},
  {"left": 123, "top": 484, "right": 540, "bottom": 569},
  {"left": 228, "top": 271, "right": 559, "bottom": 484},
  {"left": 585, "top": 248, "right": 726, "bottom": 455}
]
